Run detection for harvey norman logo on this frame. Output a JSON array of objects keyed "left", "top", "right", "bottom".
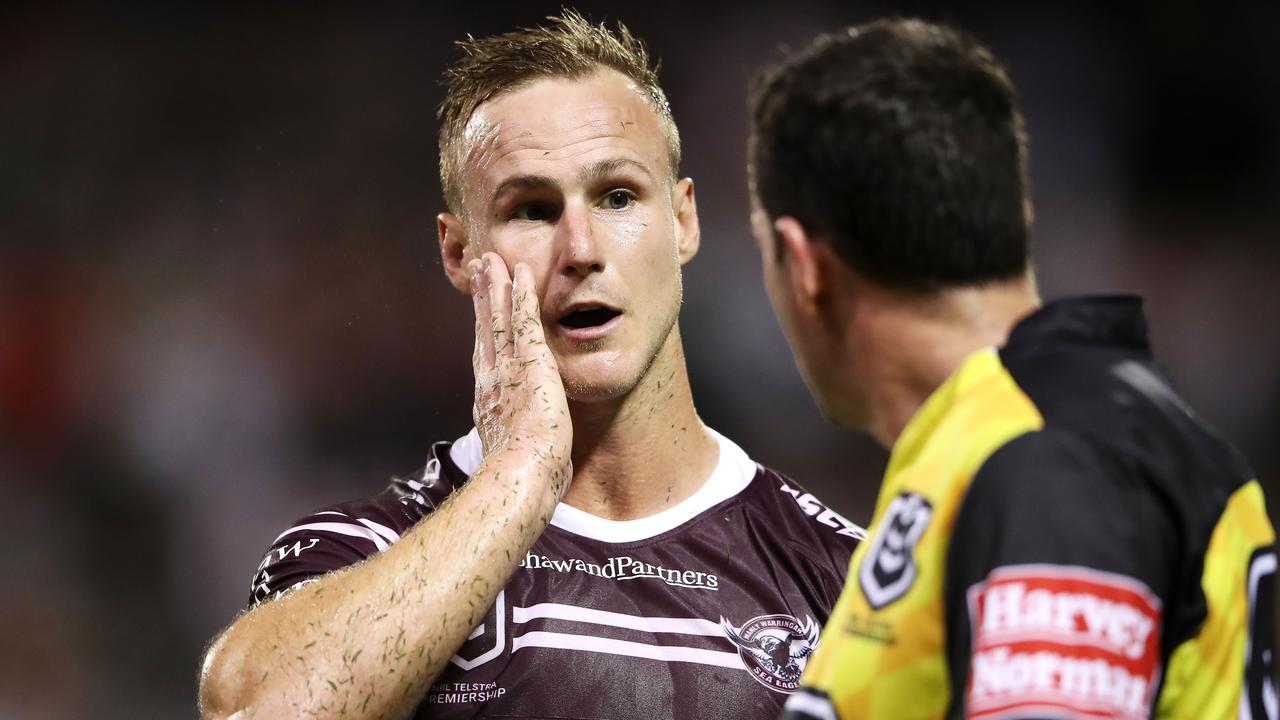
[
  {"left": 520, "top": 552, "right": 719, "bottom": 590},
  {"left": 965, "top": 564, "right": 1162, "bottom": 720}
]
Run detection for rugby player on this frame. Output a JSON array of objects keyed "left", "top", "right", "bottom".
[
  {"left": 747, "top": 18, "right": 1278, "bottom": 720},
  {"left": 197, "top": 11, "right": 860, "bottom": 720}
]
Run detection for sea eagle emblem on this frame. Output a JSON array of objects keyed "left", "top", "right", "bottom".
[{"left": 721, "top": 613, "right": 820, "bottom": 692}]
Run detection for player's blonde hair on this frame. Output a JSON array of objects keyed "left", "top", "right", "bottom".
[{"left": 437, "top": 9, "right": 681, "bottom": 218}]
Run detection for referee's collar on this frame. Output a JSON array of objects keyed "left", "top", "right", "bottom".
[{"left": 1003, "top": 295, "right": 1150, "bottom": 357}]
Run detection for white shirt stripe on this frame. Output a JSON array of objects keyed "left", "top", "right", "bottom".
[
  {"left": 512, "top": 603, "right": 724, "bottom": 636},
  {"left": 273, "top": 521, "right": 390, "bottom": 552},
  {"left": 511, "top": 631, "right": 744, "bottom": 670},
  {"left": 356, "top": 517, "right": 401, "bottom": 544},
  {"left": 303, "top": 511, "right": 400, "bottom": 545}
]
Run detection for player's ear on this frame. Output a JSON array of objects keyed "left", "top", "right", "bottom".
[
  {"left": 439, "top": 212, "right": 473, "bottom": 294},
  {"left": 673, "top": 177, "right": 700, "bottom": 265},
  {"left": 774, "top": 216, "right": 825, "bottom": 313}
]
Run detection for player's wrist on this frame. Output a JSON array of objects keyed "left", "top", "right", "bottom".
[{"left": 480, "top": 441, "right": 572, "bottom": 499}]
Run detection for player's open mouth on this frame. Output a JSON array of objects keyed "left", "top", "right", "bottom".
[
  {"left": 558, "top": 306, "right": 622, "bottom": 329},
  {"left": 554, "top": 303, "right": 623, "bottom": 341}
]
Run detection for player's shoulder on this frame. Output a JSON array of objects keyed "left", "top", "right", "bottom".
[
  {"left": 280, "top": 439, "right": 467, "bottom": 543},
  {"left": 248, "top": 437, "right": 471, "bottom": 607},
  {"left": 691, "top": 428, "right": 863, "bottom": 557},
  {"left": 743, "top": 463, "right": 866, "bottom": 550},
  {"left": 722, "top": 449, "right": 863, "bottom": 604}
]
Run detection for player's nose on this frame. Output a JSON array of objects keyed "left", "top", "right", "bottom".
[{"left": 555, "top": 202, "right": 604, "bottom": 278}]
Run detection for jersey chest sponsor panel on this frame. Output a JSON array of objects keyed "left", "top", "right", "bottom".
[
  {"left": 249, "top": 428, "right": 860, "bottom": 720},
  {"left": 426, "top": 526, "right": 837, "bottom": 719}
]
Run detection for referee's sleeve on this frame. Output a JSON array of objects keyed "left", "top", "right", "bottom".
[{"left": 944, "top": 429, "right": 1179, "bottom": 720}]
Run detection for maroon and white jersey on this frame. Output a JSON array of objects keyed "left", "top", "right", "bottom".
[{"left": 249, "top": 428, "right": 863, "bottom": 719}]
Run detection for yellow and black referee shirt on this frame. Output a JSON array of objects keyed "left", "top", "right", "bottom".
[{"left": 782, "top": 296, "right": 1276, "bottom": 720}]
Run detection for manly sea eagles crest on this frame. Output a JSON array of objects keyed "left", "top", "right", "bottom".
[{"left": 720, "top": 613, "right": 820, "bottom": 692}]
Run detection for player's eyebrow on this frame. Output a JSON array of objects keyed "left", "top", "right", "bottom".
[
  {"left": 491, "top": 159, "right": 652, "bottom": 207},
  {"left": 490, "top": 174, "right": 560, "bottom": 205},
  {"left": 580, "top": 158, "right": 652, "bottom": 186}
]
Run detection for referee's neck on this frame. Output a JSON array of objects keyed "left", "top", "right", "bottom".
[{"left": 854, "top": 274, "right": 1040, "bottom": 449}]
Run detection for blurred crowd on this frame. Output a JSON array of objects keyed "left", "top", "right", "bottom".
[{"left": 1, "top": 2, "right": 1277, "bottom": 717}]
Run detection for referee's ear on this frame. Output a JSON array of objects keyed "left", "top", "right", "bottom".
[
  {"left": 774, "top": 215, "right": 826, "bottom": 315},
  {"left": 439, "top": 211, "right": 474, "bottom": 294}
]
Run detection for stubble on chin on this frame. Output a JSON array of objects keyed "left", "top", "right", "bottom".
[
  {"left": 558, "top": 335, "right": 675, "bottom": 405},
  {"left": 558, "top": 290, "right": 684, "bottom": 405},
  {"left": 555, "top": 349, "right": 632, "bottom": 403}
]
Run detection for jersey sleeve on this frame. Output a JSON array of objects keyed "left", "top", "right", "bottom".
[
  {"left": 247, "top": 506, "right": 404, "bottom": 608},
  {"left": 246, "top": 448, "right": 465, "bottom": 608},
  {"left": 943, "top": 429, "right": 1179, "bottom": 720}
]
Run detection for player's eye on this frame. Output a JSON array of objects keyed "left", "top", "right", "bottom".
[
  {"left": 601, "top": 189, "right": 635, "bottom": 211},
  {"left": 512, "top": 201, "right": 556, "bottom": 222}
]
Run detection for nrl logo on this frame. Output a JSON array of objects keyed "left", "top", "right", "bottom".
[
  {"left": 860, "top": 490, "right": 932, "bottom": 609},
  {"left": 720, "top": 613, "right": 820, "bottom": 693}
]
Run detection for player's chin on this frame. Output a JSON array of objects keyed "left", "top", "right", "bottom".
[
  {"left": 562, "top": 381, "right": 633, "bottom": 403},
  {"left": 556, "top": 353, "right": 641, "bottom": 403}
]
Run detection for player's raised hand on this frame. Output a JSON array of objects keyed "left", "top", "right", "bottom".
[{"left": 470, "top": 252, "right": 572, "bottom": 490}]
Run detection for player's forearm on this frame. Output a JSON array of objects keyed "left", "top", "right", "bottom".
[{"left": 199, "top": 447, "right": 569, "bottom": 720}]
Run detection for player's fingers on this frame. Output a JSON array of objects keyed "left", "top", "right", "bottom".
[
  {"left": 484, "top": 252, "right": 515, "bottom": 360},
  {"left": 511, "top": 262, "right": 553, "bottom": 365},
  {"left": 469, "top": 258, "right": 496, "bottom": 373},
  {"left": 485, "top": 254, "right": 514, "bottom": 361}
]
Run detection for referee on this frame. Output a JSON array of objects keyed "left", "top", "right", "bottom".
[{"left": 747, "top": 18, "right": 1276, "bottom": 720}]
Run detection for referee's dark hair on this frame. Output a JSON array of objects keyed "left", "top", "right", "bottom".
[{"left": 749, "top": 19, "right": 1031, "bottom": 291}]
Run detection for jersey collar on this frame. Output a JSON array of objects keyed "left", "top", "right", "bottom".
[{"left": 448, "top": 425, "right": 760, "bottom": 543}]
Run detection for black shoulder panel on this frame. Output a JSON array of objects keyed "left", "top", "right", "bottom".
[{"left": 997, "top": 297, "right": 1254, "bottom": 650}]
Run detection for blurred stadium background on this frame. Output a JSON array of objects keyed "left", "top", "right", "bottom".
[{"left": 2, "top": 1, "right": 1277, "bottom": 716}]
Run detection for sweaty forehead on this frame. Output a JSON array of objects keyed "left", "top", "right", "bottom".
[{"left": 459, "top": 71, "right": 670, "bottom": 191}]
